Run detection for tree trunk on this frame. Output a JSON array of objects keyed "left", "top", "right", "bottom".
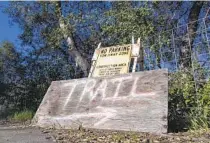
[
  {"left": 55, "top": 1, "right": 90, "bottom": 77},
  {"left": 188, "top": 2, "right": 203, "bottom": 42},
  {"left": 179, "top": 2, "right": 203, "bottom": 70}
]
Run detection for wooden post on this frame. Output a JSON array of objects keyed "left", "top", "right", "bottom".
[
  {"left": 88, "top": 43, "right": 101, "bottom": 78},
  {"left": 131, "top": 36, "right": 137, "bottom": 72},
  {"left": 138, "top": 38, "right": 144, "bottom": 71},
  {"left": 132, "top": 37, "right": 142, "bottom": 72}
]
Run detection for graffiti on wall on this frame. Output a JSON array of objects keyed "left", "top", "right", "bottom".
[{"left": 34, "top": 69, "right": 168, "bottom": 133}]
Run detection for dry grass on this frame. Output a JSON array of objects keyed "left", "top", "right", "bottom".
[{"left": 10, "top": 110, "right": 33, "bottom": 122}]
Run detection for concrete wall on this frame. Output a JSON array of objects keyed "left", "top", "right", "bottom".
[{"left": 33, "top": 69, "right": 168, "bottom": 133}]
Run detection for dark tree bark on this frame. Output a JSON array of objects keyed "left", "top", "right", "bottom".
[
  {"left": 188, "top": 2, "right": 204, "bottom": 42},
  {"left": 179, "top": 2, "right": 203, "bottom": 70}
]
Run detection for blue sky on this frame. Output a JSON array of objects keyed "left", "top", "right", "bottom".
[{"left": 0, "top": 2, "right": 21, "bottom": 45}]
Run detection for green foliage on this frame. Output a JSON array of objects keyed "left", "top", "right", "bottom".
[
  {"left": 0, "top": 41, "right": 24, "bottom": 117},
  {"left": 169, "top": 70, "right": 210, "bottom": 132},
  {"left": 0, "top": 40, "right": 75, "bottom": 118},
  {"left": 168, "top": 71, "right": 193, "bottom": 132},
  {"left": 11, "top": 110, "right": 34, "bottom": 122},
  {"left": 101, "top": 1, "right": 154, "bottom": 46},
  {"left": 190, "top": 80, "right": 210, "bottom": 130}
]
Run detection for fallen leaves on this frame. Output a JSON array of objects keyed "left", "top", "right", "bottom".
[{"left": 46, "top": 128, "right": 210, "bottom": 143}]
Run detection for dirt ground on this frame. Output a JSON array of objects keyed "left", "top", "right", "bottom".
[{"left": 48, "top": 127, "right": 210, "bottom": 143}]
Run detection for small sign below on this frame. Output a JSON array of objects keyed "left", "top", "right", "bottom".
[{"left": 91, "top": 44, "right": 132, "bottom": 77}]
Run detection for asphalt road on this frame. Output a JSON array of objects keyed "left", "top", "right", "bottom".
[{"left": 0, "top": 127, "right": 55, "bottom": 143}]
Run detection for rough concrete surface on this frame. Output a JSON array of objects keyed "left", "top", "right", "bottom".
[
  {"left": 0, "top": 127, "right": 54, "bottom": 143},
  {"left": 33, "top": 69, "right": 168, "bottom": 133}
]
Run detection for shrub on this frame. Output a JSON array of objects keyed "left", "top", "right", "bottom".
[
  {"left": 11, "top": 110, "right": 34, "bottom": 122},
  {"left": 168, "top": 71, "right": 194, "bottom": 132},
  {"left": 168, "top": 70, "right": 210, "bottom": 132},
  {"left": 190, "top": 80, "right": 210, "bottom": 130}
]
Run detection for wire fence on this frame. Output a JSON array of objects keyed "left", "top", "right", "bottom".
[
  {"left": 142, "top": 14, "right": 210, "bottom": 94},
  {"left": 73, "top": 13, "right": 210, "bottom": 83},
  {"left": 139, "top": 13, "right": 210, "bottom": 130}
]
